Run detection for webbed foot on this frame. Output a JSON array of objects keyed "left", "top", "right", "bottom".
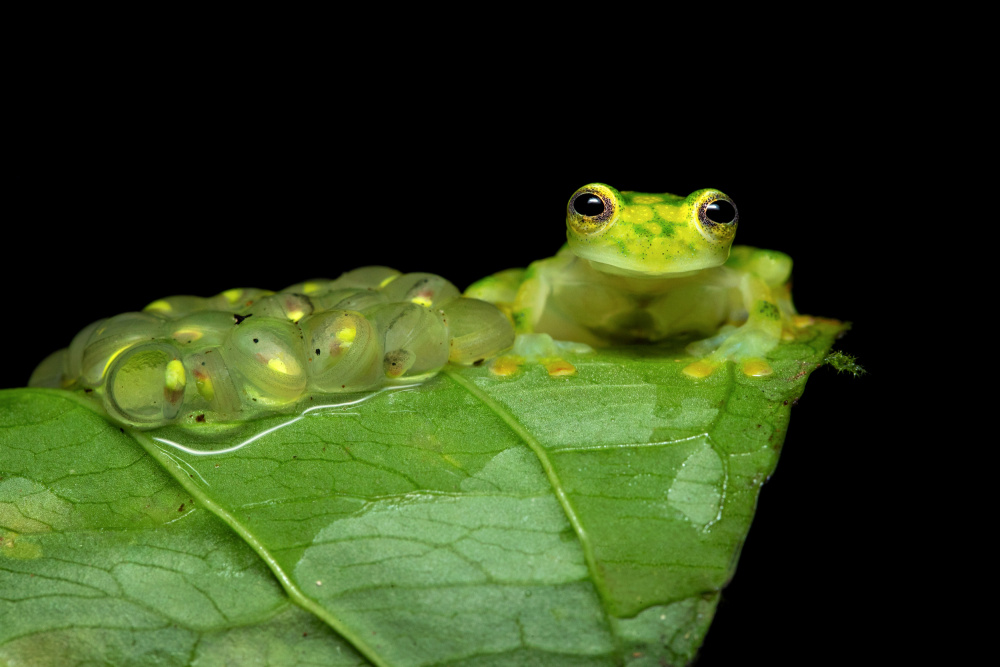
[
  {"left": 682, "top": 356, "right": 773, "bottom": 379},
  {"left": 488, "top": 333, "right": 593, "bottom": 378},
  {"left": 683, "top": 325, "right": 778, "bottom": 380}
]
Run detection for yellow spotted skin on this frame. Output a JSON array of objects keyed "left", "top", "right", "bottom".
[
  {"left": 469, "top": 183, "right": 802, "bottom": 378},
  {"left": 566, "top": 184, "right": 738, "bottom": 276}
]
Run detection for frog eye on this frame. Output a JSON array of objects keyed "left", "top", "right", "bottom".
[
  {"left": 572, "top": 194, "right": 605, "bottom": 217},
  {"left": 567, "top": 183, "right": 620, "bottom": 235},
  {"left": 703, "top": 199, "right": 738, "bottom": 225},
  {"left": 693, "top": 191, "right": 739, "bottom": 242},
  {"left": 698, "top": 196, "right": 738, "bottom": 228}
]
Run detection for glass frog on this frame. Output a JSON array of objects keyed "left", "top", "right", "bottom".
[
  {"left": 26, "top": 182, "right": 803, "bottom": 428},
  {"left": 465, "top": 182, "right": 800, "bottom": 378}
]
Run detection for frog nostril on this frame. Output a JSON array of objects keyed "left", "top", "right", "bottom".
[
  {"left": 573, "top": 194, "right": 605, "bottom": 217},
  {"left": 704, "top": 200, "right": 737, "bottom": 224}
]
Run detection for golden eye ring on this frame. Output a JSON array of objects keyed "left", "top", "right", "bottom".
[{"left": 568, "top": 184, "right": 618, "bottom": 235}]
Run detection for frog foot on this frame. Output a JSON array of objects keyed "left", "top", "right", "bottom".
[
  {"left": 682, "top": 359, "right": 720, "bottom": 379},
  {"left": 741, "top": 358, "right": 773, "bottom": 376},
  {"left": 782, "top": 314, "right": 819, "bottom": 341},
  {"left": 488, "top": 333, "right": 591, "bottom": 378},
  {"left": 681, "top": 357, "right": 773, "bottom": 379},
  {"left": 685, "top": 325, "right": 739, "bottom": 358},
  {"left": 542, "top": 358, "right": 577, "bottom": 377},
  {"left": 489, "top": 355, "right": 524, "bottom": 377}
]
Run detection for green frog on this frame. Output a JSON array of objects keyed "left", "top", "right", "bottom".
[
  {"left": 27, "top": 182, "right": 805, "bottom": 429},
  {"left": 465, "top": 182, "right": 802, "bottom": 378}
]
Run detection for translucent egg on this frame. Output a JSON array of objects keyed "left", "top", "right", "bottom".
[
  {"left": 104, "top": 342, "right": 186, "bottom": 427},
  {"left": 279, "top": 279, "right": 332, "bottom": 296},
  {"left": 312, "top": 288, "right": 387, "bottom": 313},
  {"left": 212, "top": 287, "right": 275, "bottom": 312},
  {"left": 221, "top": 318, "right": 307, "bottom": 404},
  {"left": 367, "top": 303, "right": 449, "bottom": 379},
  {"left": 441, "top": 297, "right": 516, "bottom": 364},
  {"left": 63, "top": 318, "right": 106, "bottom": 386},
  {"left": 169, "top": 311, "right": 237, "bottom": 349},
  {"left": 380, "top": 272, "right": 460, "bottom": 309},
  {"left": 143, "top": 295, "right": 211, "bottom": 319},
  {"left": 301, "top": 310, "right": 383, "bottom": 392},
  {"left": 29, "top": 269, "right": 518, "bottom": 429},
  {"left": 243, "top": 293, "right": 314, "bottom": 323},
  {"left": 28, "top": 348, "right": 67, "bottom": 388},
  {"left": 329, "top": 266, "right": 401, "bottom": 290},
  {"left": 185, "top": 349, "right": 241, "bottom": 415},
  {"left": 80, "top": 313, "right": 165, "bottom": 387}
]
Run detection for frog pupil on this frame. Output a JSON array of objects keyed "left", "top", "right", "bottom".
[
  {"left": 574, "top": 194, "right": 605, "bottom": 217},
  {"left": 705, "top": 200, "right": 736, "bottom": 224}
]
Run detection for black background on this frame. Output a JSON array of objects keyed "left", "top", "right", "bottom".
[{"left": 2, "top": 101, "right": 894, "bottom": 664}]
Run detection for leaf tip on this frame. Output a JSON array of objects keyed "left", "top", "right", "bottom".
[{"left": 823, "top": 351, "right": 865, "bottom": 377}]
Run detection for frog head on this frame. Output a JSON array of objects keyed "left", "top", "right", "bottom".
[{"left": 565, "top": 183, "right": 738, "bottom": 276}]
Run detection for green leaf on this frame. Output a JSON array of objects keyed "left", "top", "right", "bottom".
[
  {"left": 1, "top": 321, "right": 846, "bottom": 665},
  {"left": 0, "top": 389, "right": 366, "bottom": 666}
]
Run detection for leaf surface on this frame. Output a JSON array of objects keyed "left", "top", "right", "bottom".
[
  {"left": 1, "top": 321, "right": 846, "bottom": 665},
  {"left": 0, "top": 389, "right": 366, "bottom": 666}
]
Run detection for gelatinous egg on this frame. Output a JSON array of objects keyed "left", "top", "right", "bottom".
[
  {"left": 302, "top": 310, "right": 382, "bottom": 392},
  {"left": 443, "top": 298, "right": 517, "bottom": 364},
  {"left": 221, "top": 318, "right": 308, "bottom": 405},
  {"left": 29, "top": 267, "right": 515, "bottom": 428},
  {"left": 105, "top": 342, "right": 186, "bottom": 426}
]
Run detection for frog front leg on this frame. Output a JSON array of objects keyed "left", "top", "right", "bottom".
[
  {"left": 683, "top": 250, "right": 795, "bottom": 379},
  {"left": 467, "top": 258, "right": 594, "bottom": 377},
  {"left": 464, "top": 267, "right": 526, "bottom": 322}
]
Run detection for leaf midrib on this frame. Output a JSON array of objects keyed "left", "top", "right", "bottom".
[
  {"left": 36, "top": 367, "right": 628, "bottom": 661},
  {"left": 127, "top": 428, "right": 389, "bottom": 667},
  {"left": 441, "top": 368, "right": 616, "bottom": 625},
  {"left": 130, "top": 365, "right": 624, "bottom": 666}
]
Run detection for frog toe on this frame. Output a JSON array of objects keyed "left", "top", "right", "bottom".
[
  {"left": 486, "top": 334, "right": 588, "bottom": 379},
  {"left": 685, "top": 325, "right": 738, "bottom": 358},
  {"left": 543, "top": 358, "right": 576, "bottom": 377},
  {"left": 489, "top": 355, "right": 524, "bottom": 377},
  {"left": 682, "top": 359, "right": 721, "bottom": 379},
  {"left": 740, "top": 359, "right": 773, "bottom": 377}
]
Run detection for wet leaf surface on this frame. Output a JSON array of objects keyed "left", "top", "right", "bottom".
[{"left": 1, "top": 321, "right": 846, "bottom": 666}]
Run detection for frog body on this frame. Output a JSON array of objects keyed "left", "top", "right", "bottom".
[{"left": 466, "top": 183, "right": 797, "bottom": 377}]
